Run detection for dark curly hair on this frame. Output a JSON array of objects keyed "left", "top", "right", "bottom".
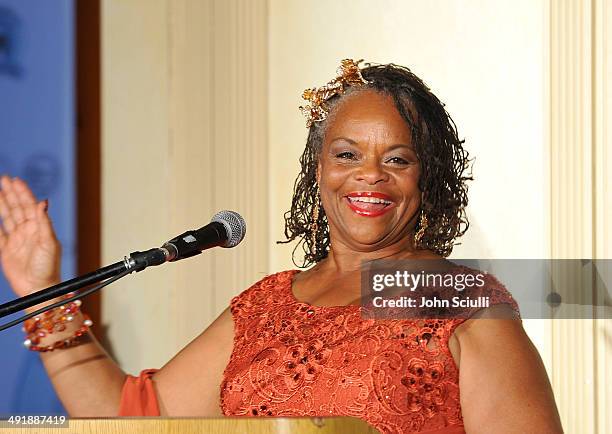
[{"left": 278, "top": 62, "right": 473, "bottom": 268}]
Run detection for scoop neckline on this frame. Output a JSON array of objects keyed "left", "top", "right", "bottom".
[
  {"left": 283, "top": 263, "right": 474, "bottom": 310},
  {"left": 285, "top": 269, "right": 361, "bottom": 310}
]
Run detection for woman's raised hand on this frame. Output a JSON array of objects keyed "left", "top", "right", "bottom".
[{"left": 0, "top": 176, "right": 61, "bottom": 297}]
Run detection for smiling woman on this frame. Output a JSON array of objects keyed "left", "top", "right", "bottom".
[
  {"left": 281, "top": 62, "right": 472, "bottom": 267},
  {"left": 0, "top": 59, "right": 564, "bottom": 433},
  {"left": 320, "top": 90, "right": 426, "bottom": 250},
  {"left": 219, "top": 60, "right": 562, "bottom": 432}
]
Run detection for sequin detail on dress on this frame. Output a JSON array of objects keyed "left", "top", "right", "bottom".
[{"left": 220, "top": 269, "right": 520, "bottom": 434}]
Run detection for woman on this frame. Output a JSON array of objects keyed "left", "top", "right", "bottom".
[{"left": 0, "top": 60, "right": 563, "bottom": 433}]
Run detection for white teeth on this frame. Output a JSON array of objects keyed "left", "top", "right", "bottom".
[{"left": 348, "top": 196, "right": 391, "bottom": 204}]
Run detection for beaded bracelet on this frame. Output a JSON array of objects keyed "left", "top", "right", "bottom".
[{"left": 22, "top": 292, "right": 93, "bottom": 352}]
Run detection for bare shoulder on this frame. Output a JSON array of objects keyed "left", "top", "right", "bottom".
[
  {"left": 152, "top": 306, "right": 235, "bottom": 416},
  {"left": 452, "top": 305, "right": 563, "bottom": 433}
]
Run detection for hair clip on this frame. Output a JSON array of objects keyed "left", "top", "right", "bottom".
[{"left": 299, "top": 59, "right": 369, "bottom": 127}]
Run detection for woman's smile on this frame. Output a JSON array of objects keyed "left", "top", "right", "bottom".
[
  {"left": 344, "top": 191, "right": 396, "bottom": 217},
  {"left": 317, "top": 89, "right": 421, "bottom": 249}
]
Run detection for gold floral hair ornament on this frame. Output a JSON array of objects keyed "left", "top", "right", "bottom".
[{"left": 299, "top": 59, "right": 370, "bottom": 127}]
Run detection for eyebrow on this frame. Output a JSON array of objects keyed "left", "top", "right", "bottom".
[
  {"left": 329, "top": 136, "right": 357, "bottom": 145},
  {"left": 329, "top": 137, "right": 415, "bottom": 151},
  {"left": 386, "top": 143, "right": 416, "bottom": 152}
]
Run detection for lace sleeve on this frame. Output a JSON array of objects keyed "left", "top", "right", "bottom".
[
  {"left": 228, "top": 272, "right": 282, "bottom": 335},
  {"left": 449, "top": 272, "right": 521, "bottom": 335}
]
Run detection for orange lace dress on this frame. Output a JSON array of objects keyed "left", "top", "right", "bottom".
[{"left": 119, "top": 269, "right": 520, "bottom": 434}]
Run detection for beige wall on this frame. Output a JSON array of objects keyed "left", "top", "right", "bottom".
[{"left": 100, "top": 0, "right": 269, "bottom": 371}]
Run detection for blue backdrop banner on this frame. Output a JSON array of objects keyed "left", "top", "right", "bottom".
[{"left": 0, "top": 0, "right": 74, "bottom": 416}]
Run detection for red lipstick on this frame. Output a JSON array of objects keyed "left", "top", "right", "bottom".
[{"left": 344, "top": 191, "right": 395, "bottom": 217}]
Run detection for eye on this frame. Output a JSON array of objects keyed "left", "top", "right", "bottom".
[
  {"left": 385, "top": 156, "right": 410, "bottom": 165},
  {"left": 335, "top": 151, "right": 357, "bottom": 160}
]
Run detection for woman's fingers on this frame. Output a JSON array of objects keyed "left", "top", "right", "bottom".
[
  {"left": 0, "top": 178, "right": 16, "bottom": 233},
  {"left": 0, "top": 175, "right": 57, "bottom": 245},
  {"left": 13, "top": 177, "right": 38, "bottom": 220},
  {"left": 36, "top": 200, "right": 56, "bottom": 242},
  {"left": 0, "top": 175, "right": 42, "bottom": 232},
  {"left": 0, "top": 223, "right": 6, "bottom": 250},
  {"left": 0, "top": 176, "right": 26, "bottom": 226}
]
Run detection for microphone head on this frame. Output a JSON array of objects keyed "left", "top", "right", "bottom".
[{"left": 211, "top": 210, "right": 246, "bottom": 248}]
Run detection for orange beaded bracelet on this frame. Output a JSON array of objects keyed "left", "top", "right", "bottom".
[{"left": 22, "top": 292, "right": 93, "bottom": 352}]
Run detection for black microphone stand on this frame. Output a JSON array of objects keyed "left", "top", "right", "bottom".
[{"left": 0, "top": 248, "right": 168, "bottom": 330}]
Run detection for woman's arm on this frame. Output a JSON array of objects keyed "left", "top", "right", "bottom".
[
  {"left": 24, "top": 297, "right": 234, "bottom": 417},
  {"left": 0, "top": 176, "right": 127, "bottom": 416},
  {"left": 29, "top": 306, "right": 128, "bottom": 416},
  {"left": 151, "top": 306, "right": 235, "bottom": 416},
  {"left": 454, "top": 305, "right": 564, "bottom": 433},
  {"left": 25, "top": 296, "right": 234, "bottom": 417},
  {"left": 0, "top": 176, "right": 234, "bottom": 416}
]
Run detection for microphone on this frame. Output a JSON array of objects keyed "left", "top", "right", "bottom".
[
  {"left": 0, "top": 210, "right": 246, "bottom": 325},
  {"left": 162, "top": 210, "right": 246, "bottom": 261},
  {"left": 127, "top": 210, "right": 246, "bottom": 271}
]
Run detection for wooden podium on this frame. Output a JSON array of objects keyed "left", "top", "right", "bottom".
[{"left": 0, "top": 417, "right": 380, "bottom": 433}]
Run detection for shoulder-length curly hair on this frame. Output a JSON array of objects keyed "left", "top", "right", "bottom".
[{"left": 279, "top": 62, "right": 473, "bottom": 268}]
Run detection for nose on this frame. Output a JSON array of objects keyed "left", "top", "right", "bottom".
[{"left": 354, "top": 157, "right": 390, "bottom": 185}]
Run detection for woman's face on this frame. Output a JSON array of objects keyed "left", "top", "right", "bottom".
[{"left": 317, "top": 89, "right": 422, "bottom": 252}]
